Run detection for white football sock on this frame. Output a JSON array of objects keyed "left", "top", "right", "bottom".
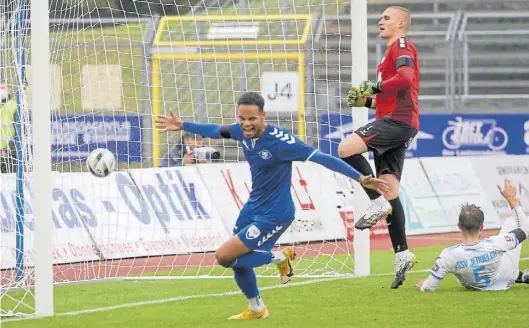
[
  {"left": 372, "top": 195, "right": 387, "bottom": 206},
  {"left": 270, "top": 251, "right": 286, "bottom": 263},
  {"left": 248, "top": 295, "right": 265, "bottom": 312}
]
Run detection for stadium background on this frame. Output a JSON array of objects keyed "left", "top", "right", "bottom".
[{"left": 1, "top": 0, "right": 529, "bottom": 326}]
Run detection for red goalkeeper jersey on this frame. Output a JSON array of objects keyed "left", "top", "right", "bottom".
[{"left": 375, "top": 37, "right": 420, "bottom": 129}]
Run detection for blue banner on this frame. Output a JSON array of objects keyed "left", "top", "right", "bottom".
[
  {"left": 320, "top": 113, "right": 529, "bottom": 158},
  {"left": 51, "top": 115, "right": 143, "bottom": 163}
]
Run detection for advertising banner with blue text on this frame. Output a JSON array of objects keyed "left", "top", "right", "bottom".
[
  {"left": 320, "top": 113, "right": 529, "bottom": 158},
  {"left": 51, "top": 115, "right": 142, "bottom": 163}
]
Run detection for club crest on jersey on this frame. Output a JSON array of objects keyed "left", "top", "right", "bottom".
[
  {"left": 246, "top": 225, "right": 261, "bottom": 240},
  {"left": 259, "top": 149, "right": 272, "bottom": 160}
]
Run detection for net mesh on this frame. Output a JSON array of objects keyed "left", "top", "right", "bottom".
[{"left": 0, "top": 0, "right": 361, "bottom": 317}]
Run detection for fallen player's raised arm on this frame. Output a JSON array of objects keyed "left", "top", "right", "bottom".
[
  {"left": 497, "top": 178, "right": 529, "bottom": 244},
  {"left": 508, "top": 203, "right": 529, "bottom": 244}
]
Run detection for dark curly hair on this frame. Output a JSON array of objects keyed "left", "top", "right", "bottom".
[{"left": 238, "top": 92, "right": 265, "bottom": 112}]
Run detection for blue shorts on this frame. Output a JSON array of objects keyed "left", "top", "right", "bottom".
[{"left": 234, "top": 207, "right": 294, "bottom": 251}]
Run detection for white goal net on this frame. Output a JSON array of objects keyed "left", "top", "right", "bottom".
[{"left": 0, "top": 0, "right": 369, "bottom": 318}]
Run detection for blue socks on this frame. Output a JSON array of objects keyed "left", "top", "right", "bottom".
[
  {"left": 231, "top": 250, "right": 273, "bottom": 269},
  {"left": 233, "top": 267, "right": 259, "bottom": 299},
  {"left": 231, "top": 250, "right": 285, "bottom": 311}
]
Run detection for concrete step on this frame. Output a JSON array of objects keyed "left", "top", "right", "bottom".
[
  {"left": 318, "top": 36, "right": 449, "bottom": 51},
  {"left": 364, "top": 0, "right": 529, "bottom": 14},
  {"left": 465, "top": 80, "right": 529, "bottom": 88},
  {"left": 313, "top": 65, "right": 447, "bottom": 78},
  {"left": 329, "top": 82, "right": 449, "bottom": 95},
  {"left": 322, "top": 22, "right": 452, "bottom": 35}
]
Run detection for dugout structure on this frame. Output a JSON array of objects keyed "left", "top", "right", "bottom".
[{"left": 150, "top": 14, "right": 315, "bottom": 167}]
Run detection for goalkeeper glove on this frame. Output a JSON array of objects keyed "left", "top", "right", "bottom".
[
  {"left": 359, "top": 80, "right": 382, "bottom": 96},
  {"left": 346, "top": 86, "right": 367, "bottom": 107}
]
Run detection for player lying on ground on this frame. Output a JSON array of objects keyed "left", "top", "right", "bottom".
[
  {"left": 154, "top": 92, "right": 389, "bottom": 320},
  {"left": 338, "top": 5, "right": 420, "bottom": 289},
  {"left": 416, "top": 178, "right": 529, "bottom": 292}
]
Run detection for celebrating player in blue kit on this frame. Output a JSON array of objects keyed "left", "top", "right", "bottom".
[{"left": 155, "top": 92, "right": 389, "bottom": 320}]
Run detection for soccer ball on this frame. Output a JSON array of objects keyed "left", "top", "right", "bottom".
[{"left": 86, "top": 148, "right": 116, "bottom": 178}]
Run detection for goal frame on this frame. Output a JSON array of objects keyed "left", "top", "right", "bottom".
[{"left": 150, "top": 14, "right": 314, "bottom": 167}]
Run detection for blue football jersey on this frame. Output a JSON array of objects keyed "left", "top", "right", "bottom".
[{"left": 229, "top": 123, "right": 317, "bottom": 219}]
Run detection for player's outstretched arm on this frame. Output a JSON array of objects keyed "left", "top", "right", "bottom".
[
  {"left": 154, "top": 110, "right": 231, "bottom": 139},
  {"left": 308, "top": 151, "right": 389, "bottom": 194},
  {"left": 277, "top": 132, "right": 387, "bottom": 193}
]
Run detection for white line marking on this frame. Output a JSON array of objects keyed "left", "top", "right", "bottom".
[{"left": 4, "top": 257, "right": 529, "bottom": 323}]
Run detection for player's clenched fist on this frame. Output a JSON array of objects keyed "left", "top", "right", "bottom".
[
  {"left": 346, "top": 86, "right": 366, "bottom": 107},
  {"left": 359, "top": 80, "right": 382, "bottom": 96}
]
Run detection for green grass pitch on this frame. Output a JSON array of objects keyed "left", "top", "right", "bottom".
[{"left": 3, "top": 243, "right": 528, "bottom": 327}]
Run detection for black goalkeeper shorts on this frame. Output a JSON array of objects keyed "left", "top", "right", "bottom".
[{"left": 354, "top": 118, "right": 418, "bottom": 180}]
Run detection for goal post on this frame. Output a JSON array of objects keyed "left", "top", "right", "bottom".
[
  {"left": 31, "top": 0, "right": 54, "bottom": 317},
  {"left": 350, "top": 0, "right": 370, "bottom": 277}
]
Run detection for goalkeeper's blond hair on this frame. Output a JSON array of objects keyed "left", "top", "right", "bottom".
[{"left": 388, "top": 6, "right": 411, "bottom": 31}]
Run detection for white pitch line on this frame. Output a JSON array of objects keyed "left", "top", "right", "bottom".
[{"left": 4, "top": 256, "right": 529, "bottom": 323}]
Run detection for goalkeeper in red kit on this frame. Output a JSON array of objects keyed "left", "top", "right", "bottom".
[{"left": 338, "top": 6, "right": 420, "bottom": 289}]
